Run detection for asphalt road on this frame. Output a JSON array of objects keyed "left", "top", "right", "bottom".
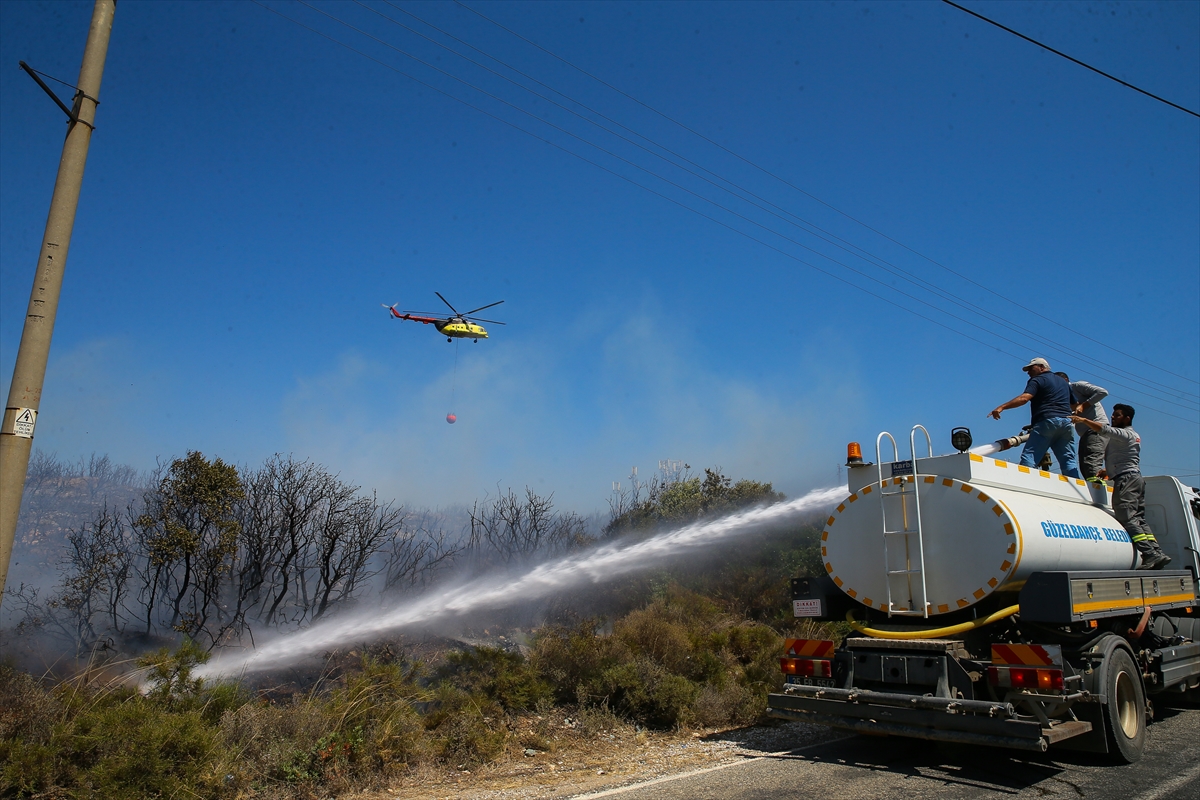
[{"left": 579, "top": 704, "right": 1200, "bottom": 800}]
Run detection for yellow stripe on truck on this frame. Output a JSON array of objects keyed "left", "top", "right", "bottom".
[{"left": 1072, "top": 592, "right": 1195, "bottom": 614}]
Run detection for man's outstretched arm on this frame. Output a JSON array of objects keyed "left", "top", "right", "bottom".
[{"left": 990, "top": 393, "right": 1033, "bottom": 420}]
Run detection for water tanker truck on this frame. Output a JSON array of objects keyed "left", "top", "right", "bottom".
[{"left": 766, "top": 426, "right": 1200, "bottom": 762}]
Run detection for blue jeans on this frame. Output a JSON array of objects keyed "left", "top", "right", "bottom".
[{"left": 1020, "top": 417, "right": 1082, "bottom": 478}]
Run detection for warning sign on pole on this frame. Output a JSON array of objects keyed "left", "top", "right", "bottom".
[{"left": 12, "top": 408, "right": 36, "bottom": 438}]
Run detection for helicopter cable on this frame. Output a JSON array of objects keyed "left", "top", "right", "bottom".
[{"left": 451, "top": 338, "right": 459, "bottom": 412}]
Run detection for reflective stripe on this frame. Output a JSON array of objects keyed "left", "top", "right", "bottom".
[
  {"left": 991, "top": 643, "right": 1060, "bottom": 666},
  {"left": 783, "top": 639, "right": 836, "bottom": 658},
  {"left": 1072, "top": 592, "right": 1194, "bottom": 613}
]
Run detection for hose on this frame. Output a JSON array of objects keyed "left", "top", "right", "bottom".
[{"left": 846, "top": 605, "right": 1020, "bottom": 640}]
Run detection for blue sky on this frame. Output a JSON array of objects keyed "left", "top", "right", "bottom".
[{"left": 2, "top": 0, "right": 1197, "bottom": 512}]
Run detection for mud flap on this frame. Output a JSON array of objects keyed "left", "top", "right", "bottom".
[{"left": 1052, "top": 702, "right": 1107, "bottom": 753}]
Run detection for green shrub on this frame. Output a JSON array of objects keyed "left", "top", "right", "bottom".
[
  {"left": 597, "top": 658, "right": 699, "bottom": 728},
  {"left": 529, "top": 586, "right": 786, "bottom": 730},
  {"left": 68, "top": 694, "right": 234, "bottom": 799},
  {"left": 2, "top": 684, "right": 237, "bottom": 800},
  {"left": 605, "top": 468, "right": 785, "bottom": 538},
  {"left": 531, "top": 620, "right": 633, "bottom": 705},
  {"left": 424, "top": 684, "right": 507, "bottom": 765},
  {"left": 441, "top": 646, "right": 553, "bottom": 711},
  {"left": 692, "top": 682, "right": 757, "bottom": 727},
  {"left": 330, "top": 657, "right": 431, "bottom": 773},
  {"left": 612, "top": 606, "right": 695, "bottom": 676},
  {"left": 1, "top": 726, "right": 59, "bottom": 799},
  {"left": 220, "top": 698, "right": 334, "bottom": 784},
  {"left": 276, "top": 724, "right": 365, "bottom": 783},
  {"left": 220, "top": 655, "right": 434, "bottom": 785},
  {"left": 0, "top": 666, "right": 59, "bottom": 743},
  {"left": 139, "top": 638, "right": 220, "bottom": 707}
]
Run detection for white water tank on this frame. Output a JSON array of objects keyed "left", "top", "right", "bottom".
[{"left": 824, "top": 450, "right": 1134, "bottom": 617}]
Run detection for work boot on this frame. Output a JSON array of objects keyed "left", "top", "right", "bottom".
[{"left": 1138, "top": 551, "right": 1172, "bottom": 570}]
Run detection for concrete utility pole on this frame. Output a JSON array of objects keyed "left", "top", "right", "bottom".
[{"left": 0, "top": 0, "right": 116, "bottom": 606}]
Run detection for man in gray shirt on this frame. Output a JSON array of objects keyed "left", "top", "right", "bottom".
[
  {"left": 1071, "top": 404, "right": 1171, "bottom": 570},
  {"left": 1058, "top": 373, "right": 1108, "bottom": 481}
]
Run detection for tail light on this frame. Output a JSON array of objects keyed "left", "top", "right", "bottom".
[
  {"left": 988, "top": 666, "right": 1063, "bottom": 691},
  {"left": 780, "top": 657, "right": 832, "bottom": 678}
]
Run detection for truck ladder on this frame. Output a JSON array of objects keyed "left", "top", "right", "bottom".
[{"left": 875, "top": 426, "right": 933, "bottom": 618}]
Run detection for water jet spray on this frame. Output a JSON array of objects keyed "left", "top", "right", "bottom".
[{"left": 195, "top": 485, "right": 846, "bottom": 680}]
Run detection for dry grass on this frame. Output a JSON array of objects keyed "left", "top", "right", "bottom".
[{"left": 1, "top": 580, "right": 844, "bottom": 799}]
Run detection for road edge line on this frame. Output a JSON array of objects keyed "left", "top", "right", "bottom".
[
  {"left": 1132, "top": 761, "right": 1200, "bottom": 800},
  {"left": 569, "top": 735, "right": 853, "bottom": 799}
]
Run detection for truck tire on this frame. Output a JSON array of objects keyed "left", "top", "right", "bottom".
[{"left": 1103, "top": 648, "right": 1146, "bottom": 763}]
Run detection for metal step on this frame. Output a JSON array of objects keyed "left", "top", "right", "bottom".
[
  {"left": 1042, "top": 720, "right": 1093, "bottom": 744},
  {"left": 887, "top": 607, "right": 929, "bottom": 616}
]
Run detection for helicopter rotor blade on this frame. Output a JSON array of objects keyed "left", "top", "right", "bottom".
[
  {"left": 434, "top": 291, "right": 461, "bottom": 316},
  {"left": 462, "top": 299, "right": 504, "bottom": 316}
]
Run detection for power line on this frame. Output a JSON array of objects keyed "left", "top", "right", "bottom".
[
  {"left": 251, "top": 1, "right": 1199, "bottom": 425},
  {"left": 359, "top": 0, "right": 1198, "bottom": 407},
  {"left": 356, "top": 0, "right": 1199, "bottom": 407},
  {"left": 308, "top": 1, "right": 1199, "bottom": 410},
  {"left": 260, "top": 0, "right": 1200, "bottom": 422},
  {"left": 453, "top": 0, "right": 1200, "bottom": 389},
  {"left": 943, "top": 0, "right": 1200, "bottom": 119}
]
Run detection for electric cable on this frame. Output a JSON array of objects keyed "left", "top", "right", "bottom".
[
  {"left": 254, "top": 1, "right": 1199, "bottom": 423},
  {"left": 454, "top": 0, "right": 1200, "bottom": 388},
  {"left": 943, "top": 0, "right": 1200, "bottom": 119},
  {"left": 20, "top": 65, "right": 82, "bottom": 91},
  {"left": 288, "top": 0, "right": 1198, "bottom": 412},
  {"left": 363, "top": 0, "right": 1199, "bottom": 406}
]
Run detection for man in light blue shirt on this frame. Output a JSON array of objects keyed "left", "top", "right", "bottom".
[{"left": 1057, "top": 373, "right": 1108, "bottom": 482}]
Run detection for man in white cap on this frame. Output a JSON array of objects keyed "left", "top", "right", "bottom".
[{"left": 988, "top": 357, "right": 1082, "bottom": 478}]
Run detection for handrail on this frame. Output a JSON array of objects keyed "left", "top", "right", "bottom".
[
  {"left": 875, "top": 431, "right": 898, "bottom": 489},
  {"left": 909, "top": 425, "right": 933, "bottom": 618},
  {"left": 910, "top": 424, "right": 933, "bottom": 461}
]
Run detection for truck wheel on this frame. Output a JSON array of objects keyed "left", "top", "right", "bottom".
[{"left": 1103, "top": 648, "right": 1146, "bottom": 763}]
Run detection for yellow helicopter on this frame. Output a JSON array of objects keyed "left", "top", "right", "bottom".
[{"left": 383, "top": 292, "right": 505, "bottom": 342}]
